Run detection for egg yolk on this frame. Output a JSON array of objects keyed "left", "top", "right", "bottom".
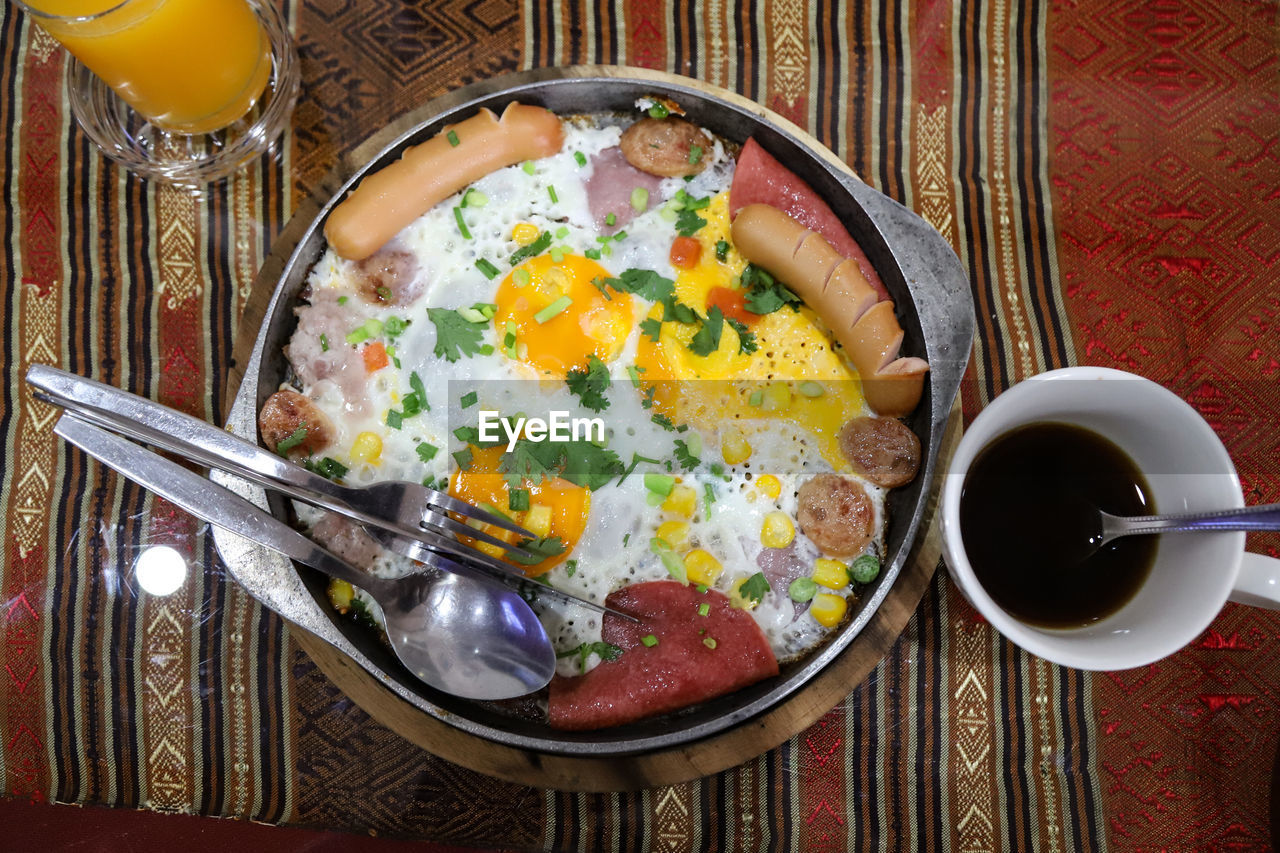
[
  {"left": 448, "top": 445, "right": 588, "bottom": 576},
  {"left": 494, "top": 253, "right": 634, "bottom": 377},
  {"left": 634, "top": 192, "right": 866, "bottom": 468}
]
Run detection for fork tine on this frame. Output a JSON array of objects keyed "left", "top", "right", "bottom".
[
  {"left": 422, "top": 510, "right": 530, "bottom": 554},
  {"left": 427, "top": 491, "right": 534, "bottom": 538}
]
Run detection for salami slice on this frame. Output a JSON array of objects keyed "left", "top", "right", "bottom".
[
  {"left": 548, "top": 581, "right": 779, "bottom": 731},
  {"left": 729, "top": 138, "right": 888, "bottom": 300}
]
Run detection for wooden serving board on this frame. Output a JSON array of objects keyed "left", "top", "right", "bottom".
[{"left": 292, "top": 406, "right": 959, "bottom": 792}]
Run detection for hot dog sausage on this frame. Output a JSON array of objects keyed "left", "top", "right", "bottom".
[
  {"left": 729, "top": 203, "right": 928, "bottom": 416},
  {"left": 324, "top": 103, "right": 566, "bottom": 261}
]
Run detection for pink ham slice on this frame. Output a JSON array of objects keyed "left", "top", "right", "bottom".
[
  {"left": 548, "top": 580, "right": 779, "bottom": 731},
  {"left": 728, "top": 138, "right": 888, "bottom": 301},
  {"left": 585, "top": 147, "right": 664, "bottom": 235}
]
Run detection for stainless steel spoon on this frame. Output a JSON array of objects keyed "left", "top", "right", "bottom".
[
  {"left": 55, "top": 413, "right": 557, "bottom": 701},
  {"left": 1082, "top": 502, "right": 1280, "bottom": 560}
]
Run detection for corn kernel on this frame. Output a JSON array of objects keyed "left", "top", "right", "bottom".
[
  {"left": 755, "top": 474, "right": 782, "bottom": 500},
  {"left": 525, "top": 504, "right": 553, "bottom": 538},
  {"left": 761, "top": 511, "right": 795, "bottom": 548},
  {"left": 663, "top": 484, "right": 698, "bottom": 518},
  {"left": 656, "top": 520, "right": 692, "bottom": 552},
  {"left": 810, "top": 592, "right": 848, "bottom": 627},
  {"left": 684, "top": 549, "right": 724, "bottom": 586},
  {"left": 350, "top": 431, "right": 383, "bottom": 464},
  {"left": 327, "top": 579, "right": 355, "bottom": 614},
  {"left": 761, "top": 381, "right": 792, "bottom": 412},
  {"left": 511, "top": 222, "right": 540, "bottom": 245},
  {"left": 813, "top": 558, "right": 850, "bottom": 590},
  {"left": 720, "top": 427, "right": 752, "bottom": 465},
  {"left": 476, "top": 540, "right": 507, "bottom": 559}
]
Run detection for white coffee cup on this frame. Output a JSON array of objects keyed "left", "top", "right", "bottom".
[{"left": 940, "top": 366, "right": 1280, "bottom": 670}]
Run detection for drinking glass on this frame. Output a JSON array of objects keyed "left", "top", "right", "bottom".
[{"left": 16, "top": 0, "right": 299, "bottom": 185}]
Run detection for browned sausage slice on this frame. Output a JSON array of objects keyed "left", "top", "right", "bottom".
[
  {"left": 354, "top": 247, "right": 422, "bottom": 307},
  {"left": 619, "top": 117, "right": 713, "bottom": 178},
  {"left": 258, "top": 389, "right": 334, "bottom": 459},
  {"left": 796, "top": 473, "right": 875, "bottom": 557},
  {"left": 838, "top": 416, "right": 921, "bottom": 488}
]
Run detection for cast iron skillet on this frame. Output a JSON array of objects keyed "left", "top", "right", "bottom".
[{"left": 212, "top": 67, "right": 974, "bottom": 757}]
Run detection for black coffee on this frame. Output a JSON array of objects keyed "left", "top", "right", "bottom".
[{"left": 959, "top": 422, "right": 1157, "bottom": 628}]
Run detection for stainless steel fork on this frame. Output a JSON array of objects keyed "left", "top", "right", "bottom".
[
  {"left": 25, "top": 365, "right": 634, "bottom": 619},
  {"left": 27, "top": 365, "right": 527, "bottom": 543}
]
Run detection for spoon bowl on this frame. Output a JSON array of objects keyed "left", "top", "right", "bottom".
[{"left": 364, "top": 557, "right": 558, "bottom": 700}]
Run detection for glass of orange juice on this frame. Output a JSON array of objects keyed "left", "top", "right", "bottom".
[{"left": 16, "top": 0, "right": 298, "bottom": 184}]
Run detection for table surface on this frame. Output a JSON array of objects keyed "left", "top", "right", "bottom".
[{"left": 1, "top": 0, "right": 1278, "bottom": 850}]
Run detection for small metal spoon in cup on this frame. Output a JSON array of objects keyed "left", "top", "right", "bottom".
[{"left": 1078, "top": 503, "right": 1280, "bottom": 562}]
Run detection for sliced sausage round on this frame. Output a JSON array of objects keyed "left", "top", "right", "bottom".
[
  {"left": 354, "top": 247, "right": 422, "bottom": 307},
  {"left": 619, "top": 117, "right": 713, "bottom": 178},
  {"left": 797, "top": 474, "right": 874, "bottom": 557},
  {"left": 838, "top": 416, "right": 921, "bottom": 488},
  {"left": 258, "top": 389, "right": 334, "bottom": 458}
]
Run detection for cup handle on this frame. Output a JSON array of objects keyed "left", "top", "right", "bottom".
[{"left": 1228, "top": 552, "right": 1280, "bottom": 609}]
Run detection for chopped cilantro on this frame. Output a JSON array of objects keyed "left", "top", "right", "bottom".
[
  {"left": 673, "top": 438, "right": 699, "bottom": 470},
  {"left": 565, "top": 559, "right": 578, "bottom": 577},
  {"left": 688, "top": 306, "right": 725, "bottom": 356},
  {"left": 715, "top": 240, "right": 730, "bottom": 262},
  {"left": 727, "top": 318, "right": 758, "bottom": 355},
  {"left": 662, "top": 297, "right": 698, "bottom": 324},
  {"left": 565, "top": 354, "right": 612, "bottom": 412},
  {"left": 675, "top": 206, "right": 707, "bottom": 237},
  {"left": 651, "top": 413, "right": 676, "bottom": 431},
  {"left": 427, "top": 308, "right": 486, "bottom": 362},
  {"left": 409, "top": 372, "right": 428, "bottom": 411},
  {"left": 275, "top": 426, "right": 307, "bottom": 455},
  {"left": 740, "top": 571, "right": 771, "bottom": 605},
  {"left": 639, "top": 317, "right": 663, "bottom": 342},
  {"left": 499, "top": 437, "right": 624, "bottom": 490},
  {"left": 641, "top": 384, "right": 657, "bottom": 408},
  {"left": 742, "top": 263, "right": 802, "bottom": 315},
  {"left": 557, "top": 640, "right": 623, "bottom": 673},
  {"left": 508, "top": 536, "right": 567, "bottom": 565},
  {"left": 688, "top": 144, "right": 703, "bottom": 165},
  {"left": 596, "top": 268, "right": 675, "bottom": 303},
  {"left": 306, "top": 456, "right": 348, "bottom": 480}
]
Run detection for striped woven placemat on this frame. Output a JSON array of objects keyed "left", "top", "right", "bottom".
[{"left": 1, "top": 0, "right": 1276, "bottom": 849}]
